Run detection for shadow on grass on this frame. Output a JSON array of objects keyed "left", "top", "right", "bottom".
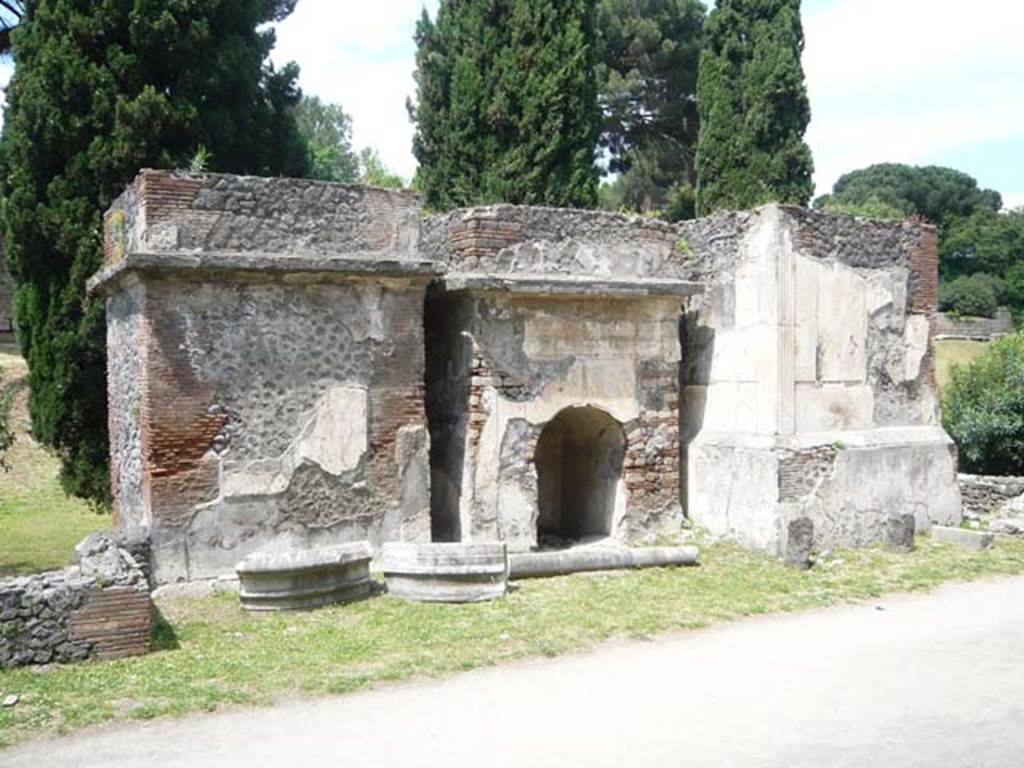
[{"left": 151, "top": 604, "right": 181, "bottom": 652}]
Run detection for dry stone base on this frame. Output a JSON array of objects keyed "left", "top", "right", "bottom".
[
  {"left": 382, "top": 543, "right": 508, "bottom": 603},
  {"left": 784, "top": 519, "right": 814, "bottom": 570},
  {"left": 988, "top": 518, "right": 1024, "bottom": 536}
]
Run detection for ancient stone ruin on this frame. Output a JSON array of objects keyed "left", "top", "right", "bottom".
[
  {"left": 89, "top": 170, "right": 962, "bottom": 585},
  {"left": 0, "top": 533, "right": 151, "bottom": 669}
]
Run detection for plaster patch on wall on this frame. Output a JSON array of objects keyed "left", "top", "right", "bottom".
[
  {"left": 903, "top": 315, "right": 931, "bottom": 382},
  {"left": 297, "top": 386, "right": 369, "bottom": 476},
  {"left": 221, "top": 384, "right": 368, "bottom": 499},
  {"left": 817, "top": 261, "right": 868, "bottom": 383}
]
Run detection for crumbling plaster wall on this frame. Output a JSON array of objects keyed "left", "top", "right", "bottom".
[
  {"left": 107, "top": 276, "right": 148, "bottom": 529},
  {"left": 679, "top": 205, "right": 960, "bottom": 553},
  {"left": 104, "top": 170, "right": 421, "bottom": 262},
  {"left": 98, "top": 171, "right": 433, "bottom": 584},
  {"left": 420, "top": 204, "right": 686, "bottom": 279},
  {"left": 100, "top": 171, "right": 964, "bottom": 577},
  {"left": 428, "top": 292, "right": 683, "bottom": 549},
  {"left": 425, "top": 205, "right": 690, "bottom": 549},
  {"left": 138, "top": 275, "right": 431, "bottom": 582}
]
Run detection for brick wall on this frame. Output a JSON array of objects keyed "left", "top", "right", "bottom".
[
  {"left": 69, "top": 586, "right": 152, "bottom": 661},
  {"left": 450, "top": 210, "right": 524, "bottom": 266},
  {"left": 0, "top": 535, "right": 151, "bottom": 669},
  {"left": 778, "top": 445, "right": 838, "bottom": 502}
]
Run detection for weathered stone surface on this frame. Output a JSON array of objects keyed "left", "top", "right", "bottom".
[
  {"left": 988, "top": 517, "right": 1024, "bottom": 536},
  {"left": 74, "top": 532, "right": 147, "bottom": 587},
  {"left": 0, "top": 533, "right": 151, "bottom": 669},
  {"left": 784, "top": 518, "right": 814, "bottom": 570},
  {"left": 235, "top": 542, "right": 373, "bottom": 611},
  {"left": 931, "top": 526, "right": 994, "bottom": 550},
  {"left": 935, "top": 308, "right": 1013, "bottom": 341},
  {"left": 508, "top": 546, "right": 698, "bottom": 579},
  {"left": 885, "top": 513, "right": 916, "bottom": 552},
  {"left": 959, "top": 474, "right": 1024, "bottom": 519},
  {"left": 382, "top": 543, "right": 508, "bottom": 603},
  {"left": 95, "top": 173, "right": 961, "bottom": 577}
]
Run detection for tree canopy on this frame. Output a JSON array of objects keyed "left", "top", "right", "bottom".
[
  {"left": 694, "top": 0, "right": 814, "bottom": 215},
  {"left": 942, "top": 208, "right": 1024, "bottom": 279},
  {"left": 814, "top": 163, "right": 1002, "bottom": 226},
  {"left": 294, "top": 95, "right": 360, "bottom": 183},
  {"left": 0, "top": 0, "right": 307, "bottom": 504},
  {"left": 596, "top": 0, "right": 705, "bottom": 219},
  {"left": 410, "top": 0, "right": 601, "bottom": 211}
]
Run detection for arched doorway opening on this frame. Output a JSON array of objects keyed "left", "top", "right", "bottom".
[{"left": 534, "top": 406, "right": 626, "bottom": 545}]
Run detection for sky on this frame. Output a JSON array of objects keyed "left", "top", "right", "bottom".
[
  {"left": 270, "top": 0, "right": 1024, "bottom": 208},
  {"left": 1, "top": 0, "right": 1021, "bottom": 207}
]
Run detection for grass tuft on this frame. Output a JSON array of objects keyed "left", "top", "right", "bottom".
[{"left": 2, "top": 534, "right": 1023, "bottom": 749}]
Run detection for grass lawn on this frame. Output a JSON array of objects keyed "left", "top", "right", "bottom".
[
  {"left": 934, "top": 338, "right": 989, "bottom": 391},
  {"left": 0, "top": 351, "right": 109, "bottom": 577},
  {"left": 1, "top": 534, "right": 1023, "bottom": 748},
  {"left": 2, "top": 349, "right": 1024, "bottom": 749}
]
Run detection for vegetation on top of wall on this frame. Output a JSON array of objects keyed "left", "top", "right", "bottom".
[
  {"left": 943, "top": 330, "right": 1024, "bottom": 475},
  {"left": 0, "top": 0, "right": 308, "bottom": 505},
  {"left": 410, "top": 0, "right": 601, "bottom": 211},
  {"left": 694, "top": 0, "right": 814, "bottom": 216},
  {"left": 815, "top": 195, "right": 906, "bottom": 221}
]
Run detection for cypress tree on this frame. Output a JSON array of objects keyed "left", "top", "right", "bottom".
[
  {"left": 694, "top": 0, "right": 814, "bottom": 215},
  {"left": 0, "top": 0, "right": 308, "bottom": 504},
  {"left": 411, "top": 0, "right": 601, "bottom": 210}
]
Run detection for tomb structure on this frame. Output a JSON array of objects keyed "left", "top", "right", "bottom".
[{"left": 91, "top": 171, "right": 961, "bottom": 584}]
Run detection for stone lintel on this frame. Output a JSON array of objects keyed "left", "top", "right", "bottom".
[
  {"left": 88, "top": 251, "right": 442, "bottom": 295},
  {"left": 438, "top": 273, "right": 704, "bottom": 299}
]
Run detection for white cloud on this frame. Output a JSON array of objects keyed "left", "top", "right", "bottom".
[
  {"left": 271, "top": 1, "right": 439, "bottom": 182},
  {"left": 803, "top": 0, "right": 1024, "bottom": 194},
  {"left": 1003, "top": 193, "right": 1024, "bottom": 212}
]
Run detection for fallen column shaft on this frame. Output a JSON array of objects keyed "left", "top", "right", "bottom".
[{"left": 508, "top": 546, "right": 699, "bottom": 580}]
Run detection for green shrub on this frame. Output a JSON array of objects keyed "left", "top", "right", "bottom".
[
  {"left": 817, "top": 194, "right": 906, "bottom": 221},
  {"left": 939, "top": 274, "right": 1004, "bottom": 318},
  {"left": 943, "top": 331, "right": 1024, "bottom": 475}
]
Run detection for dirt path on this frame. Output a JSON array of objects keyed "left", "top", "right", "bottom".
[{"left": 5, "top": 575, "right": 1024, "bottom": 767}]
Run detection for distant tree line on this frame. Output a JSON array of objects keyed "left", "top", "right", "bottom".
[{"left": 815, "top": 163, "right": 1023, "bottom": 320}]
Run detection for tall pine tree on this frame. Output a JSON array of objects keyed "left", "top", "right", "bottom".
[
  {"left": 597, "top": 0, "right": 705, "bottom": 220},
  {"left": 0, "top": 0, "right": 308, "bottom": 504},
  {"left": 411, "top": 0, "right": 600, "bottom": 211},
  {"left": 694, "top": 0, "right": 813, "bottom": 215}
]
